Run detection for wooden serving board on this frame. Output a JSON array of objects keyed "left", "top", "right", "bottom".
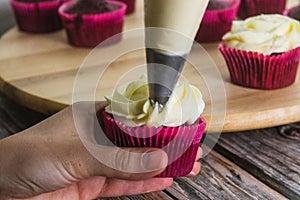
[{"left": 0, "top": 0, "right": 300, "bottom": 132}]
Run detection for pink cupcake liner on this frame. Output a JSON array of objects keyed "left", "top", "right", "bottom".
[
  {"left": 103, "top": 112, "right": 206, "bottom": 177},
  {"left": 238, "top": 0, "right": 287, "bottom": 19},
  {"left": 219, "top": 43, "right": 300, "bottom": 89},
  {"left": 195, "top": 0, "right": 240, "bottom": 43},
  {"left": 115, "top": 0, "right": 135, "bottom": 14},
  {"left": 59, "top": 0, "right": 126, "bottom": 47},
  {"left": 10, "top": 0, "right": 62, "bottom": 33},
  {"left": 283, "top": 4, "right": 300, "bottom": 20}
]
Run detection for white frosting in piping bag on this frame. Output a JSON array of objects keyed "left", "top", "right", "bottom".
[{"left": 144, "top": 0, "right": 209, "bottom": 55}]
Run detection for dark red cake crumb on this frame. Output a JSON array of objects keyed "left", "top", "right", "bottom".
[
  {"left": 207, "top": 0, "right": 230, "bottom": 10},
  {"left": 66, "top": 0, "right": 119, "bottom": 15},
  {"left": 16, "top": 0, "right": 53, "bottom": 2}
]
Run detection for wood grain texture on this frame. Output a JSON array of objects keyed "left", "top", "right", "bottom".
[
  {"left": 212, "top": 126, "right": 300, "bottom": 200},
  {"left": 165, "top": 147, "right": 287, "bottom": 200},
  {"left": 97, "top": 192, "right": 173, "bottom": 200},
  {"left": 0, "top": 0, "right": 300, "bottom": 132},
  {"left": 0, "top": 92, "right": 45, "bottom": 139}
]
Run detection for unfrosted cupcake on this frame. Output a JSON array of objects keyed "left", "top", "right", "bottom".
[
  {"left": 102, "top": 76, "right": 206, "bottom": 177},
  {"left": 238, "top": 0, "right": 286, "bottom": 19},
  {"left": 59, "top": 0, "right": 126, "bottom": 47},
  {"left": 10, "top": 0, "right": 62, "bottom": 33},
  {"left": 195, "top": 0, "right": 240, "bottom": 43},
  {"left": 219, "top": 14, "right": 300, "bottom": 89},
  {"left": 283, "top": 4, "right": 300, "bottom": 22},
  {"left": 115, "top": 0, "right": 135, "bottom": 14}
]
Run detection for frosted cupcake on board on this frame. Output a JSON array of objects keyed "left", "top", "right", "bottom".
[
  {"left": 103, "top": 76, "right": 206, "bottom": 177},
  {"left": 219, "top": 14, "right": 300, "bottom": 89}
]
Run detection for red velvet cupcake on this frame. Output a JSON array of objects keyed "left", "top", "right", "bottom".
[
  {"left": 103, "top": 112, "right": 206, "bottom": 177},
  {"left": 219, "top": 43, "right": 300, "bottom": 89},
  {"left": 10, "top": 0, "right": 62, "bottom": 33},
  {"left": 195, "top": 0, "right": 240, "bottom": 43},
  {"left": 115, "top": 0, "right": 135, "bottom": 15},
  {"left": 219, "top": 14, "right": 300, "bottom": 89},
  {"left": 238, "top": 0, "right": 286, "bottom": 19},
  {"left": 59, "top": 0, "right": 126, "bottom": 47}
]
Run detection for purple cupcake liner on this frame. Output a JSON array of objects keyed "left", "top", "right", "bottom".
[
  {"left": 103, "top": 112, "right": 206, "bottom": 177},
  {"left": 10, "top": 0, "right": 62, "bottom": 33},
  {"left": 238, "top": 0, "right": 287, "bottom": 19},
  {"left": 115, "top": 0, "right": 135, "bottom": 14},
  {"left": 195, "top": 0, "right": 240, "bottom": 43},
  {"left": 59, "top": 0, "right": 126, "bottom": 47},
  {"left": 219, "top": 43, "right": 300, "bottom": 89}
]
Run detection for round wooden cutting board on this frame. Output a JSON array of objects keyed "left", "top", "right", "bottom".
[{"left": 0, "top": 0, "right": 300, "bottom": 133}]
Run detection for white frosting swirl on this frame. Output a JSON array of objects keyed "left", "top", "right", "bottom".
[
  {"left": 105, "top": 76, "right": 205, "bottom": 127},
  {"left": 222, "top": 14, "right": 300, "bottom": 54}
]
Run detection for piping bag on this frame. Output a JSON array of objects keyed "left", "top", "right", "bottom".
[{"left": 145, "top": 0, "right": 209, "bottom": 110}]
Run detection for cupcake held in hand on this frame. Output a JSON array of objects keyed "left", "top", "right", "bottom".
[
  {"left": 102, "top": 76, "right": 206, "bottom": 177},
  {"left": 10, "top": 0, "right": 62, "bottom": 33},
  {"left": 219, "top": 14, "right": 300, "bottom": 89},
  {"left": 59, "top": 0, "right": 126, "bottom": 47}
]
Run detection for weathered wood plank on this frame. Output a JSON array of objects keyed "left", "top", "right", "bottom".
[
  {"left": 96, "top": 197, "right": 130, "bottom": 200},
  {"left": 130, "top": 192, "right": 173, "bottom": 200},
  {"left": 164, "top": 147, "right": 287, "bottom": 200},
  {"left": 0, "top": 92, "right": 46, "bottom": 139},
  {"left": 212, "top": 125, "right": 300, "bottom": 200},
  {"left": 97, "top": 191, "right": 172, "bottom": 200}
]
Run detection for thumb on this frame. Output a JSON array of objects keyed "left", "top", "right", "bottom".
[{"left": 85, "top": 145, "right": 169, "bottom": 180}]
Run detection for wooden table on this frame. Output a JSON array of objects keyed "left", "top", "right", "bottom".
[
  {"left": 1, "top": 91, "right": 299, "bottom": 199},
  {"left": 1, "top": 0, "right": 300, "bottom": 199}
]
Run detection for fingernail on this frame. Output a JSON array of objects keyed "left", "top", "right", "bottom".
[
  {"left": 187, "top": 170, "right": 196, "bottom": 177},
  {"left": 142, "top": 150, "right": 168, "bottom": 171}
]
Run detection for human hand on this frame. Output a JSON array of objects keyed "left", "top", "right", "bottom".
[{"left": 0, "top": 102, "right": 202, "bottom": 200}]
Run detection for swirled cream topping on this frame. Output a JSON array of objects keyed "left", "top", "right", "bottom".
[
  {"left": 105, "top": 76, "right": 205, "bottom": 127},
  {"left": 222, "top": 14, "right": 300, "bottom": 54}
]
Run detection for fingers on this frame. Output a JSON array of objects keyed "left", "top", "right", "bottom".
[
  {"left": 94, "top": 101, "right": 108, "bottom": 112},
  {"left": 82, "top": 142, "right": 202, "bottom": 181},
  {"left": 23, "top": 176, "right": 173, "bottom": 200},
  {"left": 186, "top": 162, "right": 201, "bottom": 177},
  {"left": 186, "top": 147, "right": 203, "bottom": 177},
  {"left": 96, "top": 177, "right": 173, "bottom": 198},
  {"left": 195, "top": 147, "right": 202, "bottom": 161},
  {"left": 84, "top": 146, "right": 169, "bottom": 180}
]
